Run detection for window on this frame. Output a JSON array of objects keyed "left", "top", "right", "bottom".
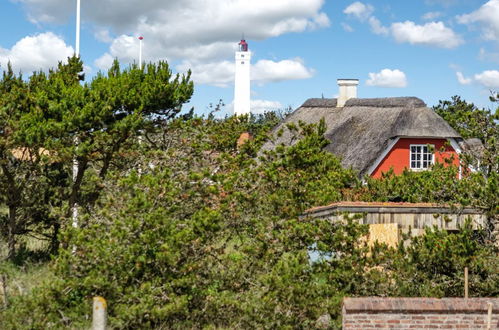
[
  {"left": 241, "top": 61, "right": 244, "bottom": 64},
  {"left": 410, "top": 144, "right": 434, "bottom": 170}
]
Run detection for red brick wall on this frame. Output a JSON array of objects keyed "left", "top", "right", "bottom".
[
  {"left": 371, "top": 138, "right": 460, "bottom": 178},
  {"left": 343, "top": 297, "right": 499, "bottom": 329}
]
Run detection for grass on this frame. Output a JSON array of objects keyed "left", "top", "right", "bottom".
[
  {"left": 0, "top": 237, "right": 54, "bottom": 303},
  {"left": 0, "top": 259, "right": 53, "bottom": 300}
]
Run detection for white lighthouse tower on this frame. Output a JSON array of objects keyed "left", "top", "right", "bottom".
[{"left": 234, "top": 39, "right": 251, "bottom": 116}]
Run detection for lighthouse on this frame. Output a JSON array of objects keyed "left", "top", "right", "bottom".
[{"left": 234, "top": 39, "right": 251, "bottom": 116}]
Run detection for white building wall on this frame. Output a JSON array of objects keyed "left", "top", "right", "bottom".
[{"left": 234, "top": 50, "right": 251, "bottom": 116}]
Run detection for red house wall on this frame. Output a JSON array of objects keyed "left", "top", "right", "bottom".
[{"left": 371, "top": 138, "right": 459, "bottom": 179}]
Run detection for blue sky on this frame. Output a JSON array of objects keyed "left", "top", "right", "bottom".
[{"left": 1, "top": 0, "right": 498, "bottom": 116}]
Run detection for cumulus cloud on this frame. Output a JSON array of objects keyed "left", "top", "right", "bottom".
[
  {"left": 252, "top": 58, "right": 315, "bottom": 83},
  {"left": 341, "top": 23, "right": 354, "bottom": 32},
  {"left": 457, "top": 0, "right": 499, "bottom": 41},
  {"left": 344, "top": 2, "right": 374, "bottom": 21},
  {"left": 250, "top": 99, "right": 284, "bottom": 114},
  {"left": 177, "top": 60, "right": 235, "bottom": 88},
  {"left": 422, "top": 11, "right": 443, "bottom": 20},
  {"left": 94, "top": 29, "right": 113, "bottom": 43},
  {"left": 474, "top": 70, "right": 499, "bottom": 88},
  {"left": 175, "top": 58, "right": 314, "bottom": 87},
  {"left": 425, "top": 0, "right": 459, "bottom": 7},
  {"left": 368, "top": 17, "right": 388, "bottom": 35},
  {"left": 94, "top": 53, "right": 115, "bottom": 71},
  {"left": 366, "top": 69, "right": 407, "bottom": 88},
  {"left": 18, "top": 0, "right": 327, "bottom": 85},
  {"left": 226, "top": 99, "right": 284, "bottom": 115},
  {"left": 344, "top": 2, "right": 388, "bottom": 35},
  {"left": 391, "top": 21, "right": 463, "bottom": 48},
  {"left": 343, "top": 2, "right": 461, "bottom": 48},
  {"left": 479, "top": 48, "right": 499, "bottom": 63},
  {"left": 456, "top": 72, "right": 472, "bottom": 85},
  {"left": 17, "top": 0, "right": 329, "bottom": 60},
  {"left": 0, "top": 32, "right": 74, "bottom": 73},
  {"left": 455, "top": 70, "right": 499, "bottom": 88}
]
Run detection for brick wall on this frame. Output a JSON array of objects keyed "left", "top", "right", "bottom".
[{"left": 343, "top": 297, "right": 499, "bottom": 329}]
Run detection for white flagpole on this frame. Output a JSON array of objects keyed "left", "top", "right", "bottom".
[
  {"left": 139, "top": 36, "right": 143, "bottom": 70},
  {"left": 76, "top": 0, "right": 80, "bottom": 57},
  {"left": 73, "top": 0, "right": 81, "bottom": 230}
]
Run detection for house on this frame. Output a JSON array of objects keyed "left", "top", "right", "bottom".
[
  {"left": 262, "top": 79, "right": 465, "bottom": 178},
  {"left": 303, "top": 201, "right": 486, "bottom": 244}
]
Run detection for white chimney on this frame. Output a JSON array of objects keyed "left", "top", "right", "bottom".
[{"left": 337, "top": 79, "right": 358, "bottom": 107}]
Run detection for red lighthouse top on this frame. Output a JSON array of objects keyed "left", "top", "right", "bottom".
[{"left": 238, "top": 39, "right": 248, "bottom": 52}]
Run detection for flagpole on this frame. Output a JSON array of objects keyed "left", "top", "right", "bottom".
[
  {"left": 76, "top": 0, "right": 80, "bottom": 57},
  {"left": 73, "top": 0, "right": 81, "bottom": 230},
  {"left": 138, "top": 36, "right": 143, "bottom": 69}
]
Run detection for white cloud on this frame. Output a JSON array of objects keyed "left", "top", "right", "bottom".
[
  {"left": 391, "top": 21, "right": 463, "bottom": 48},
  {"left": 344, "top": 2, "right": 388, "bottom": 35},
  {"left": 457, "top": 0, "right": 499, "bottom": 41},
  {"left": 474, "top": 70, "right": 499, "bottom": 88},
  {"left": 17, "top": 0, "right": 329, "bottom": 63},
  {"left": 177, "top": 60, "right": 235, "bottom": 88},
  {"left": 368, "top": 17, "right": 388, "bottom": 35},
  {"left": 422, "top": 11, "right": 443, "bottom": 20},
  {"left": 17, "top": 0, "right": 328, "bottom": 85},
  {"left": 454, "top": 70, "right": 499, "bottom": 88},
  {"left": 425, "top": 0, "right": 459, "bottom": 7},
  {"left": 344, "top": 2, "right": 374, "bottom": 21},
  {"left": 341, "top": 23, "right": 354, "bottom": 33},
  {"left": 0, "top": 32, "right": 74, "bottom": 73},
  {"left": 343, "top": 3, "right": 460, "bottom": 48},
  {"left": 479, "top": 48, "right": 499, "bottom": 63},
  {"left": 94, "top": 53, "right": 115, "bottom": 71},
  {"left": 226, "top": 99, "right": 284, "bottom": 115},
  {"left": 456, "top": 72, "right": 472, "bottom": 85},
  {"left": 250, "top": 99, "right": 284, "bottom": 114},
  {"left": 252, "top": 58, "right": 315, "bottom": 83},
  {"left": 94, "top": 29, "right": 113, "bottom": 43},
  {"left": 175, "top": 58, "right": 314, "bottom": 87},
  {"left": 366, "top": 69, "right": 407, "bottom": 88}
]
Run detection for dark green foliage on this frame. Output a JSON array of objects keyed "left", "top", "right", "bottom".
[
  {"left": 0, "top": 85, "right": 497, "bottom": 328},
  {"left": 433, "top": 95, "right": 498, "bottom": 176},
  {"left": 0, "top": 117, "right": 363, "bottom": 328},
  {"left": 388, "top": 222, "right": 499, "bottom": 298},
  {"left": 0, "top": 57, "right": 193, "bottom": 260},
  {"left": 2, "top": 115, "right": 496, "bottom": 329}
]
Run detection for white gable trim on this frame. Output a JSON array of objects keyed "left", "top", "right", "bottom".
[
  {"left": 366, "top": 137, "right": 400, "bottom": 177},
  {"left": 448, "top": 138, "right": 462, "bottom": 179},
  {"left": 448, "top": 138, "right": 462, "bottom": 154}
]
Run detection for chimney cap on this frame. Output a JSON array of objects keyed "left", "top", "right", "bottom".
[{"left": 337, "top": 79, "right": 359, "bottom": 84}]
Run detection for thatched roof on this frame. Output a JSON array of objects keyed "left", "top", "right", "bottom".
[
  {"left": 10, "top": 147, "right": 52, "bottom": 162},
  {"left": 261, "top": 97, "right": 461, "bottom": 176}
]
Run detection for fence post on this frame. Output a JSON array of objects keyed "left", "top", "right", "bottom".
[
  {"left": 464, "top": 267, "right": 468, "bottom": 299},
  {"left": 92, "top": 296, "right": 107, "bottom": 330},
  {"left": 487, "top": 302, "right": 493, "bottom": 330},
  {"left": 0, "top": 274, "right": 7, "bottom": 308}
]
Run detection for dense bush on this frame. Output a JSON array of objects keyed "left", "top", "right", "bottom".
[
  {"left": 0, "top": 60, "right": 497, "bottom": 328},
  {"left": 1, "top": 117, "right": 497, "bottom": 329}
]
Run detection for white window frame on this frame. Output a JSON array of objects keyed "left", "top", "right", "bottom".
[{"left": 409, "top": 144, "right": 434, "bottom": 170}]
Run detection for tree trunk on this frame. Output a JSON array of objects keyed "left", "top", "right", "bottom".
[
  {"left": 51, "top": 221, "right": 60, "bottom": 255},
  {"left": 7, "top": 205, "right": 17, "bottom": 260}
]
